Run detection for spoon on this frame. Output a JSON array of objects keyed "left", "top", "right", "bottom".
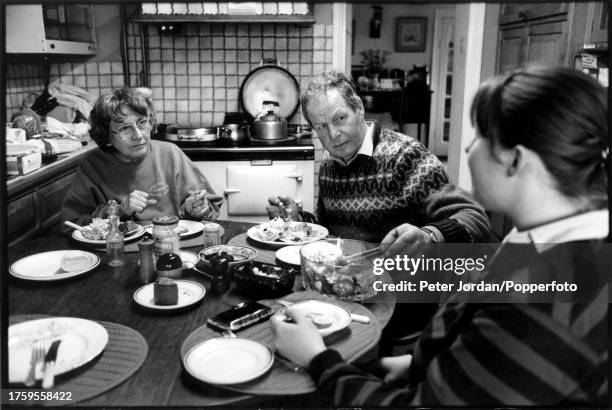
[
  {"left": 182, "top": 261, "right": 213, "bottom": 280},
  {"left": 64, "top": 221, "right": 86, "bottom": 231}
]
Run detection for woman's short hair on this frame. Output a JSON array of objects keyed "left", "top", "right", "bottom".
[
  {"left": 470, "top": 66, "right": 608, "bottom": 205},
  {"left": 301, "top": 71, "right": 363, "bottom": 125},
  {"left": 89, "top": 87, "right": 156, "bottom": 152}
]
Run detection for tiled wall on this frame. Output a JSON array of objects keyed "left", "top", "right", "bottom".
[
  {"left": 126, "top": 21, "right": 333, "bottom": 125},
  {"left": 5, "top": 61, "right": 125, "bottom": 120},
  {"left": 124, "top": 19, "right": 333, "bottom": 205}
]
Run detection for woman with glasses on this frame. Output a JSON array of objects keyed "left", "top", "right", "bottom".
[
  {"left": 271, "top": 66, "right": 608, "bottom": 406},
  {"left": 62, "top": 87, "right": 222, "bottom": 227}
]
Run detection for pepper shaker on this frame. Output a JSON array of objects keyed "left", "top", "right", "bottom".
[{"left": 138, "top": 239, "right": 156, "bottom": 284}]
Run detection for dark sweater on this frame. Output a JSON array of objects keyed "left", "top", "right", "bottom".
[
  {"left": 308, "top": 239, "right": 609, "bottom": 406},
  {"left": 61, "top": 140, "right": 221, "bottom": 227},
  {"left": 316, "top": 123, "right": 491, "bottom": 243}
]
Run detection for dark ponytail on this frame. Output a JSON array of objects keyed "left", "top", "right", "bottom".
[{"left": 470, "top": 66, "right": 608, "bottom": 207}]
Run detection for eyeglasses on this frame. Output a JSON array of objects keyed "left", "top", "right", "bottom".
[{"left": 111, "top": 118, "right": 152, "bottom": 140}]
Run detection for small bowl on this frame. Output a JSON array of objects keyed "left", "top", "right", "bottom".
[{"left": 198, "top": 245, "right": 257, "bottom": 271}]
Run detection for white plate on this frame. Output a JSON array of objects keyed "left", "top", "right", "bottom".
[
  {"left": 276, "top": 300, "right": 352, "bottom": 337},
  {"left": 179, "top": 251, "right": 200, "bottom": 267},
  {"left": 183, "top": 338, "right": 273, "bottom": 385},
  {"left": 247, "top": 222, "right": 328, "bottom": 247},
  {"left": 133, "top": 280, "right": 206, "bottom": 310},
  {"left": 72, "top": 224, "right": 145, "bottom": 245},
  {"left": 275, "top": 245, "right": 303, "bottom": 266},
  {"left": 9, "top": 250, "right": 100, "bottom": 281},
  {"left": 144, "top": 220, "right": 222, "bottom": 238},
  {"left": 8, "top": 317, "right": 109, "bottom": 384}
]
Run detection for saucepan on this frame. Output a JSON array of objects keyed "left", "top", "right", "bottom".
[
  {"left": 219, "top": 122, "right": 251, "bottom": 145},
  {"left": 164, "top": 125, "right": 218, "bottom": 142}
]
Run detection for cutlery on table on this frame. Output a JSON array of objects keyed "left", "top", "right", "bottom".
[
  {"left": 42, "top": 339, "right": 62, "bottom": 389},
  {"left": 24, "top": 340, "right": 46, "bottom": 387},
  {"left": 64, "top": 221, "right": 86, "bottom": 231},
  {"left": 276, "top": 299, "right": 371, "bottom": 324}
]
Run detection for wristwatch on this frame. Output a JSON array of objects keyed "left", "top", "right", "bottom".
[{"left": 420, "top": 226, "right": 440, "bottom": 243}]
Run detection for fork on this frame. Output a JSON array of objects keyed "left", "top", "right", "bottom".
[
  {"left": 222, "top": 330, "right": 236, "bottom": 339},
  {"left": 24, "top": 340, "right": 46, "bottom": 387}
]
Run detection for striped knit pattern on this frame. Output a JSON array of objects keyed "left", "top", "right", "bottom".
[
  {"left": 316, "top": 124, "right": 491, "bottom": 243},
  {"left": 308, "top": 240, "right": 608, "bottom": 406}
]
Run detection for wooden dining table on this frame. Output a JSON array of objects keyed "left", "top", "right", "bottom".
[{"left": 6, "top": 219, "right": 396, "bottom": 407}]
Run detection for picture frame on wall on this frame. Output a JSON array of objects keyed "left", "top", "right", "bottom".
[{"left": 395, "top": 17, "right": 427, "bottom": 52}]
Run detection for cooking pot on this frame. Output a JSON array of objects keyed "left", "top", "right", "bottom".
[
  {"left": 253, "top": 110, "right": 287, "bottom": 141},
  {"left": 164, "top": 125, "right": 218, "bottom": 142},
  {"left": 219, "top": 122, "right": 250, "bottom": 145}
]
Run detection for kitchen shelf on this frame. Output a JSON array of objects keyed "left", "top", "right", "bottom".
[{"left": 130, "top": 13, "right": 314, "bottom": 26}]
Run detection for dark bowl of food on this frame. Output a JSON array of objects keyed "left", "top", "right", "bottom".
[
  {"left": 198, "top": 245, "right": 257, "bottom": 271},
  {"left": 233, "top": 261, "right": 297, "bottom": 298}
]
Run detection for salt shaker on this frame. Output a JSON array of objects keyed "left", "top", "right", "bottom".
[{"left": 138, "top": 239, "right": 156, "bottom": 284}]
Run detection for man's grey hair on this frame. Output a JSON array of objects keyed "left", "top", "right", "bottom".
[{"left": 300, "top": 70, "right": 363, "bottom": 125}]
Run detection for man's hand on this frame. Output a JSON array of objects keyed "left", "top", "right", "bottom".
[
  {"left": 121, "top": 190, "right": 157, "bottom": 215},
  {"left": 270, "top": 308, "right": 326, "bottom": 367},
  {"left": 183, "top": 189, "right": 221, "bottom": 220},
  {"left": 381, "top": 223, "right": 434, "bottom": 257},
  {"left": 378, "top": 354, "right": 413, "bottom": 384},
  {"left": 266, "top": 195, "right": 301, "bottom": 221}
]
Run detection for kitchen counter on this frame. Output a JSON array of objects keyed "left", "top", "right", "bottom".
[{"left": 7, "top": 143, "right": 96, "bottom": 199}]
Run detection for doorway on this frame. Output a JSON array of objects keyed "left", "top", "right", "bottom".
[{"left": 429, "top": 8, "right": 455, "bottom": 157}]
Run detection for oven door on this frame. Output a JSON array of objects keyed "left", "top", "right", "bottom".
[{"left": 225, "top": 161, "right": 301, "bottom": 215}]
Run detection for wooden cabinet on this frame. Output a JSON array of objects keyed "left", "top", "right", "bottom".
[
  {"left": 497, "top": 10, "right": 571, "bottom": 73},
  {"left": 499, "top": 3, "right": 569, "bottom": 25},
  {"left": 7, "top": 193, "right": 39, "bottom": 245},
  {"left": 7, "top": 170, "right": 75, "bottom": 246},
  {"left": 37, "top": 172, "right": 75, "bottom": 232},
  {"left": 586, "top": 2, "right": 608, "bottom": 43},
  {"left": 6, "top": 146, "right": 93, "bottom": 246}
]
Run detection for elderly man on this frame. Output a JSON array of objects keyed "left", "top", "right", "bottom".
[
  {"left": 268, "top": 71, "right": 492, "bottom": 352},
  {"left": 268, "top": 70, "right": 492, "bottom": 254}
]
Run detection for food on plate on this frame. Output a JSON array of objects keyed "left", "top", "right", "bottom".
[
  {"left": 306, "top": 312, "right": 334, "bottom": 329},
  {"left": 252, "top": 218, "right": 316, "bottom": 243},
  {"left": 301, "top": 240, "right": 376, "bottom": 301},
  {"left": 154, "top": 277, "right": 178, "bottom": 305},
  {"left": 60, "top": 252, "right": 92, "bottom": 272},
  {"left": 80, "top": 218, "right": 140, "bottom": 240}
]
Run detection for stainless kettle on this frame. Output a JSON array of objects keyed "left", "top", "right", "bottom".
[{"left": 253, "top": 110, "right": 287, "bottom": 141}]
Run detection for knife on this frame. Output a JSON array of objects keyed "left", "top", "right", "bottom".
[
  {"left": 42, "top": 340, "right": 61, "bottom": 389},
  {"left": 276, "top": 299, "right": 371, "bottom": 324}
]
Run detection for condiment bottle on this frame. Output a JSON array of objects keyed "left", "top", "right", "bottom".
[
  {"left": 152, "top": 215, "right": 180, "bottom": 258},
  {"left": 156, "top": 252, "right": 183, "bottom": 279},
  {"left": 138, "top": 239, "right": 156, "bottom": 284},
  {"left": 209, "top": 253, "right": 232, "bottom": 293},
  {"left": 106, "top": 200, "right": 125, "bottom": 267},
  {"left": 203, "top": 223, "right": 222, "bottom": 247}
]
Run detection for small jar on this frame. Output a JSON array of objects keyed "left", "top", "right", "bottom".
[
  {"left": 152, "top": 215, "right": 180, "bottom": 257},
  {"left": 203, "top": 223, "right": 222, "bottom": 247}
]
